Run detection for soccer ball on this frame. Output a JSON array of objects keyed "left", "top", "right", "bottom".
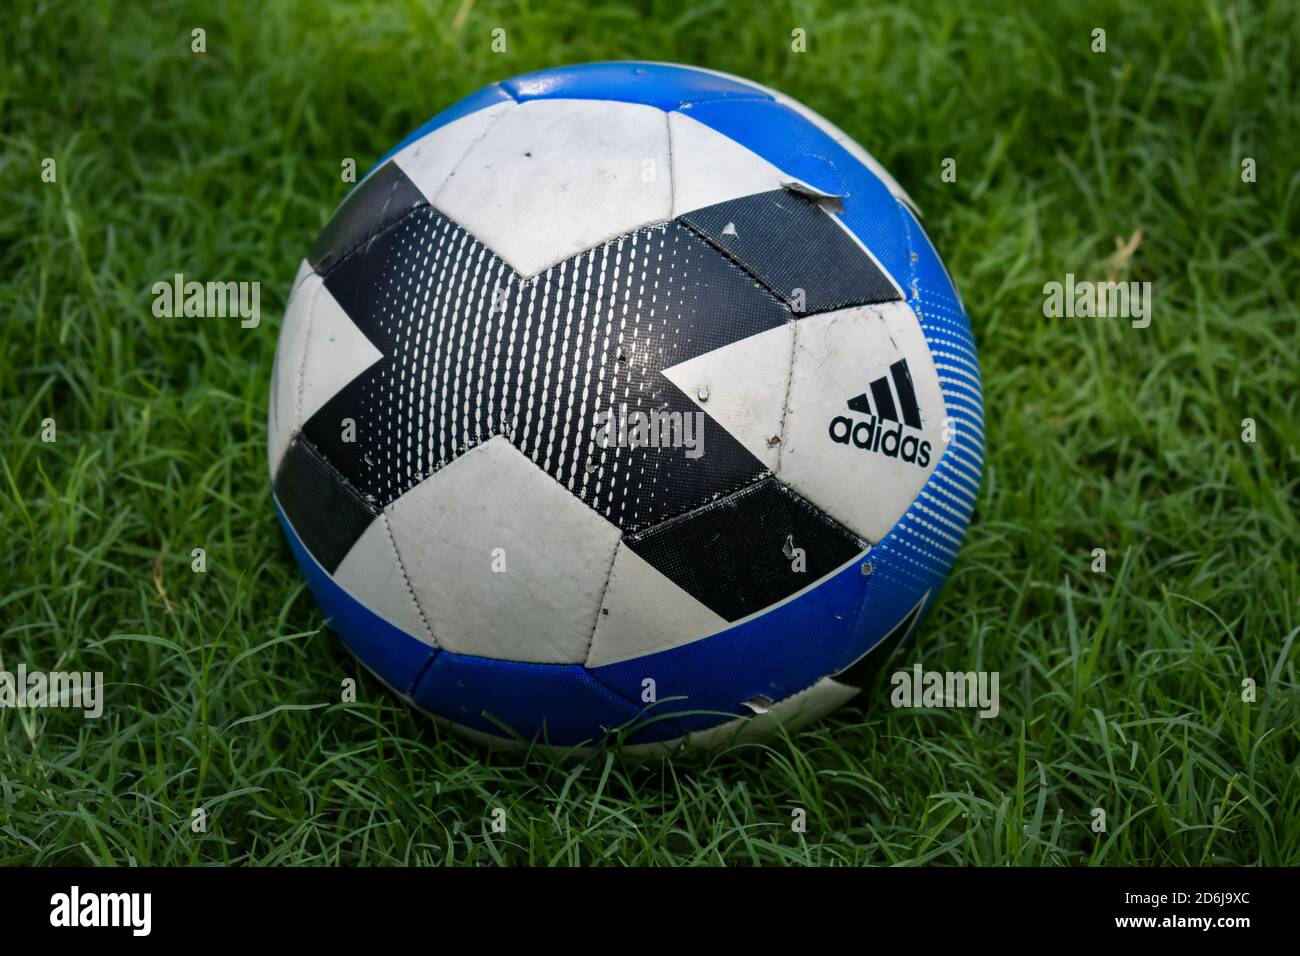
[{"left": 268, "top": 62, "right": 984, "bottom": 752}]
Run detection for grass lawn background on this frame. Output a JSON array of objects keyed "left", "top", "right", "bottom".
[{"left": 2, "top": 0, "right": 1297, "bottom": 865}]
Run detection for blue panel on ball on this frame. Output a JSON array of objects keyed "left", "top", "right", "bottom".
[
  {"left": 275, "top": 501, "right": 435, "bottom": 696},
  {"left": 500, "top": 61, "right": 770, "bottom": 111},
  {"left": 411, "top": 653, "right": 681, "bottom": 747},
  {"left": 897, "top": 200, "right": 985, "bottom": 517}
]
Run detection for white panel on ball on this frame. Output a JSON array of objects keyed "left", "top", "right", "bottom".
[
  {"left": 778, "top": 301, "right": 946, "bottom": 543},
  {"left": 667, "top": 111, "right": 793, "bottom": 219},
  {"left": 382, "top": 435, "right": 621, "bottom": 663},
  {"left": 431, "top": 99, "right": 673, "bottom": 277},
  {"left": 267, "top": 259, "right": 316, "bottom": 476},
  {"left": 659, "top": 321, "right": 793, "bottom": 472},
  {"left": 268, "top": 262, "right": 382, "bottom": 476},
  {"left": 389, "top": 101, "right": 516, "bottom": 203},
  {"left": 332, "top": 513, "right": 437, "bottom": 647},
  {"left": 586, "top": 543, "right": 727, "bottom": 668}
]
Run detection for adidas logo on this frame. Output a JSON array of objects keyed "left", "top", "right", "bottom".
[{"left": 828, "top": 359, "right": 932, "bottom": 468}]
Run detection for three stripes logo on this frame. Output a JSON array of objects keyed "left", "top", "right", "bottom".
[{"left": 829, "top": 358, "right": 933, "bottom": 468}]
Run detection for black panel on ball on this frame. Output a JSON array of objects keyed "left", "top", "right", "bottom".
[
  {"left": 274, "top": 436, "right": 379, "bottom": 574},
  {"left": 308, "top": 162, "right": 428, "bottom": 278},
  {"left": 622, "top": 478, "right": 865, "bottom": 622},
  {"left": 679, "top": 189, "right": 901, "bottom": 313}
]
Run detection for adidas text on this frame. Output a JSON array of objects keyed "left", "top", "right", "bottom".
[{"left": 829, "top": 416, "right": 931, "bottom": 467}]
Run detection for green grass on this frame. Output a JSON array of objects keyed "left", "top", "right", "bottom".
[{"left": 2, "top": 0, "right": 1297, "bottom": 866}]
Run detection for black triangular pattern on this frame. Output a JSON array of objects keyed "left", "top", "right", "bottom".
[
  {"left": 296, "top": 207, "right": 788, "bottom": 533},
  {"left": 276, "top": 163, "right": 894, "bottom": 588}
]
